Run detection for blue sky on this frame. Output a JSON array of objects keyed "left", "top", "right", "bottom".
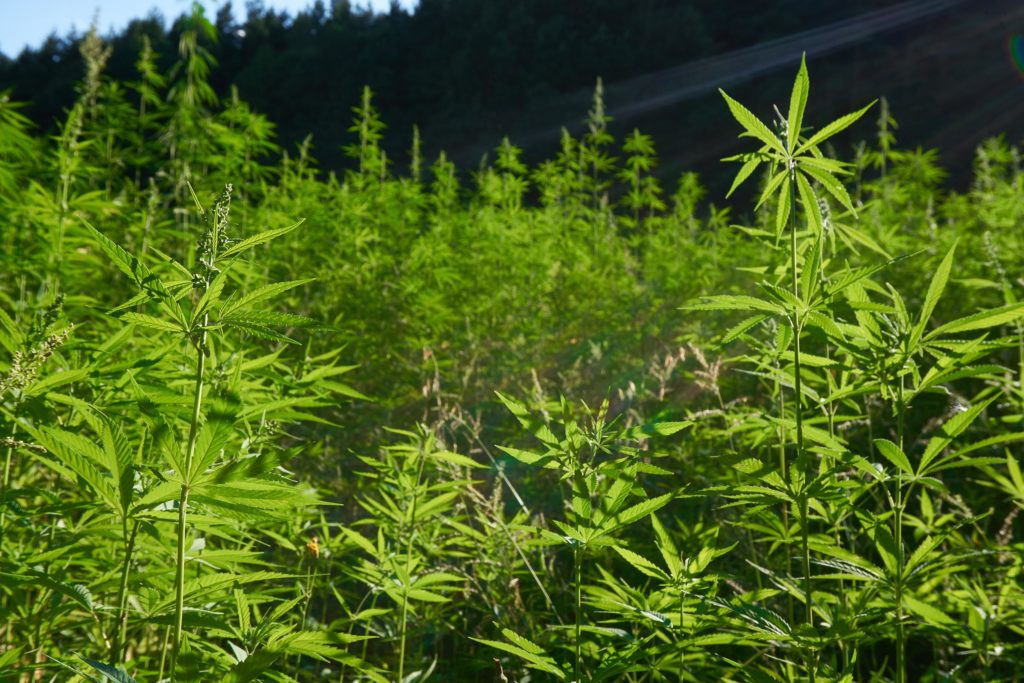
[{"left": 0, "top": 1, "right": 416, "bottom": 58}]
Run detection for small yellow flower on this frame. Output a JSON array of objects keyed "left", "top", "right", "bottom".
[{"left": 306, "top": 535, "right": 320, "bottom": 559}]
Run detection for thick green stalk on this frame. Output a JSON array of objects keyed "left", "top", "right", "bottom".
[
  {"left": 53, "top": 147, "right": 72, "bottom": 279},
  {"left": 51, "top": 105, "right": 82, "bottom": 286},
  {"left": 777, "top": 358, "right": 794, "bottom": 626},
  {"left": 301, "top": 559, "right": 315, "bottom": 628},
  {"left": 788, "top": 169, "right": 807, "bottom": 475},
  {"left": 0, "top": 427, "right": 20, "bottom": 661},
  {"left": 357, "top": 592, "right": 383, "bottom": 679},
  {"left": 170, "top": 321, "right": 207, "bottom": 681},
  {"left": 787, "top": 167, "right": 814, "bottom": 681},
  {"left": 0, "top": 421, "right": 17, "bottom": 547},
  {"left": 894, "top": 376, "right": 906, "bottom": 683},
  {"left": 112, "top": 520, "right": 140, "bottom": 663},
  {"left": 397, "top": 552, "right": 412, "bottom": 681},
  {"left": 1016, "top": 324, "right": 1024, "bottom": 408},
  {"left": 397, "top": 448, "right": 426, "bottom": 682},
  {"left": 575, "top": 543, "right": 583, "bottom": 683},
  {"left": 159, "top": 624, "right": 170, "bottom": 680},
  {"left": 290, "top": 556, "right": 317, "bottom": 672},
  {"left": 678, "top": 590, "right": 685, "bottom": 680}
]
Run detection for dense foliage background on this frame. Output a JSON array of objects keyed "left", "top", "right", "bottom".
[{"left": 0, "top": 3, "right": 1023, "bottom": 682}]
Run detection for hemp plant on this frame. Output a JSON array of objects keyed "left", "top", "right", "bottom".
[
  {"left": 475, "top": 394, "right": 686, "bottom": 681},
  {"left": 689, "top": 55, "right": 873, "bottom": 678},
  {"left": 81, "top": 185, "right": 324, "bottom": 680},
  {"left": 816, "top": 240, "right": 1024, "bottom": 683}
]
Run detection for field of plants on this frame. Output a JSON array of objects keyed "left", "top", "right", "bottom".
[{"left": 1, "top": 9, "right": 1023, "bottom": 683}]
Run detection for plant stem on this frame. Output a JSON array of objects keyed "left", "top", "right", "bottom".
[
  {"left": 1016, "top": 323, "right": 1024, "bottom": 408},
  {"left": 159, "top": 624, "right": 170, "bottom": 680},
  {"left": 170, "top": 321, "right": 207, "bottom": 681},
  {"left": 112, "top": 520, "right": 140, "bottom": 663},
  {"left": 575, "top": 542, "right": 583, "bottom": 683},
  {"left": 788, "top": 167, "right": 814, "bottom": 681},
  {"left": 398, "top": 442, "right": 427, "bottom": 682},
  {"left": 679, "top": 591, "right": 685, "bottom": 680},
  {"left": 895, "top": 375, "right": 906, "bottom": 683},
  {"left": 777, "top": 361, "right": 794, "bottom": 627},
  {"left": 301, "top": 559, "right": 315, "bottom": 627},
  {"left": 0, "top": 420, "right": 18, "bottom": 548},
  {"left": 0, "top": 420, "right": 17, "bottom": 667}
]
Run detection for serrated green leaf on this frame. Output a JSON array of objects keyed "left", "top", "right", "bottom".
[
  {"left": 775, "top": 171, "right": 792, "bottom": 239},
  {"left": 79, "top": 656, "right": 136, "bottom": 683},
  {"left": 497, "top": 446, "right": 559, "bottom": 469},
  {"left": 432, "top": 450, "right": 485, "bottom": 469},
  {"left": 795, "top": 171, "right": 822, "bottom": 239},
  {"left": 23, "top": 368, "right": 89, "bottom": 398},
  {"left": 903, "top": 594, "right": 954, "bottom": 627},
  {"left": 787, "top": 54, "right": 809, "bottom": 151},
  {"left": 194, "top": 268, "right": 230, "bottom": 322},
  {"left": 757, "top": 168, "right": 788, "bottom": 212},
  {"left": 873, "top": 439, "right": 913, "bottom": 475},
  {"left": 613, "top": 545, "right": 669, "bottom": 581},
  {"left": 926, "top": 302, "right": 1024, "bottom": 340},
  {"left": 472, "top": 630, "right": 566, "bottom": 679},
  {"left": 719, "top": 89, "right": 785, "bottom": 155},
  {"left": 686, "top": 295, "right": 784, "bottom": 314},
  {"left": 722, "top": 314, "right": 768, "bottom": 343},
  {"left": 913, "top": 241, "right": 956, "bottom": 346},
  {"left": 80, "top": 217, "right": 171, "bottom": 301},
  {"left": 726, "top": 155, "right": 762, "bottom": 198},
  {"left": 800, "top": 164, "right": 855, "bottom": 215},
  {"left": 120, "top": 312, "right": 185, "bottom": 334},
  {"left": 219, "top": 219, "right": 305, "bottom": 259},
  {"left": 796, "top": 101, "right": 875, "bottom": 154},
  {"left": 219, "top": 279, "right": 315, "bottom": 320},
  {"left": 602, "top": 492, "right": 673, "bottom": 533}
]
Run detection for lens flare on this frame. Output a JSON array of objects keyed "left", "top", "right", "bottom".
[{"left": 1011, "top": 34, "right": 1024, "bottom": 77}]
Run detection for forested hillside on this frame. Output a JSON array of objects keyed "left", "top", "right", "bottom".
[{"left": 4, "top": 0, "right": 1021, "bottom": 184}]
